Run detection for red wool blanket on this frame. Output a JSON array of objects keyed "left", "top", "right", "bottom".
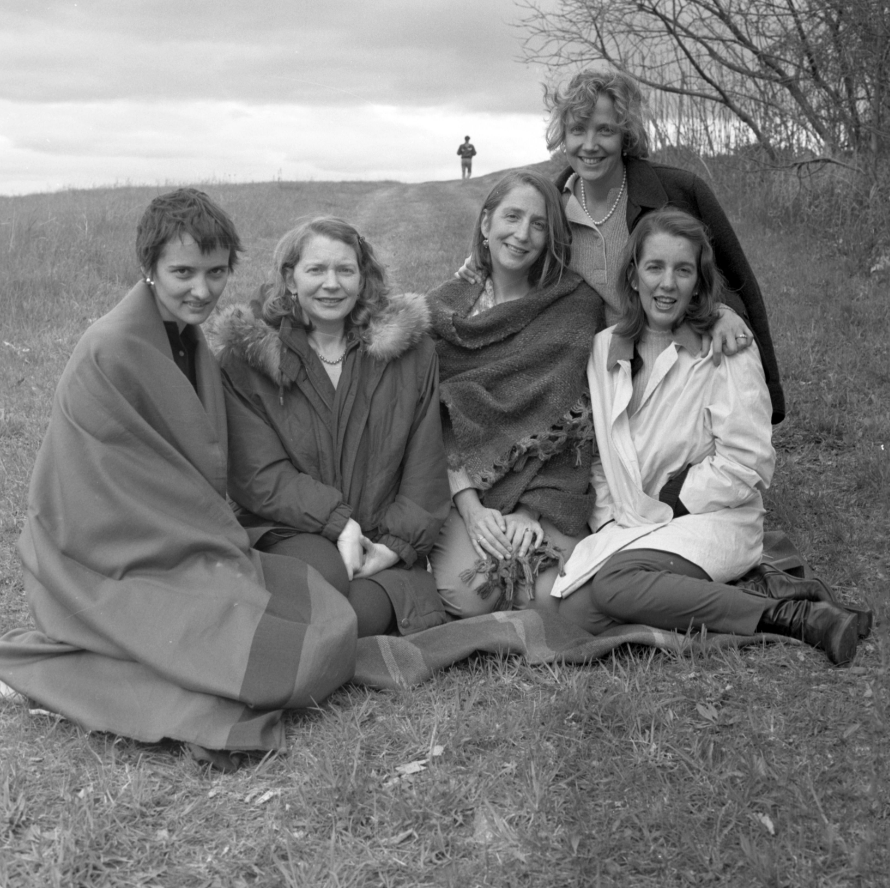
[{"left": 0, "top": 285, "right": 356, "bottom": 751}]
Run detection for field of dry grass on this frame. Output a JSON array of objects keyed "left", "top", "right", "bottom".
[{"left": 1, "top": 165, "right": 888, "bottom": 886}]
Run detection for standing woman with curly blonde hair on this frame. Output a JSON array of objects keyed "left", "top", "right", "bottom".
[{"left": 210, "top": 217, "right": 451, "bottom": 637}]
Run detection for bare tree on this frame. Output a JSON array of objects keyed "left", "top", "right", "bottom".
[{"left": 519, "top": 0, "right": 890, "bottom": 166}]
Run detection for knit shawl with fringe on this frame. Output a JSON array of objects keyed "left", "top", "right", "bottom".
[{"left": 429, "top": 273, "right": 604, "bottom": 534}]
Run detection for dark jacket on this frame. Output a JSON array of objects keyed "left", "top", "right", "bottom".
[
  {"left": 555, "top": 157, "right": 785, "bottom": 423},
  {"left": 209, "top": 291, "right": 451, "bottom": 634}
]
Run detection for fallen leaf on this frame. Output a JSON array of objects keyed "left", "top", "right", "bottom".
[
  {"left": 696, "top": 702, "right": 719, "bottom": 723},
  {"left": 755, "top": 813, "right": 776, "bottom": 836},
  {"left": 382, "top": 829, "right": 416, "bottom": 846},
  {"left": 843, "top": 723, "right": 861, "bottom": 739},
  {"left": 395, "top": 761, "right": 427, "bottom": 776}
]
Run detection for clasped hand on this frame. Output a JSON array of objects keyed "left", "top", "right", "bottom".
[
  {"left": 459, "top": 499, "right": 544, "bottom": 562},
  {"left": 336, "top": 518, "right": 398, "bottom": 579}
]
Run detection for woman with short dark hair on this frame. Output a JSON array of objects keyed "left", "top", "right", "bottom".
[{"left": 0, "top": 190, "right": 357, "bottom": 762}]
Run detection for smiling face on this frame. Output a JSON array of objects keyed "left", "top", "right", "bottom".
[
  {"left": 481, "top": 184, "right": 548, "bottom": 281},
  {"left": 564, "top": 93, "right": 625, "bottom": 192},
  {"left": 150, "top": 234, "right": 231, "bottom": 329},
  {"left": 287, "top": 235, "right": 362, "bottom": 334},
  {"left": 633, "top": 231, "right": 700, "bottom": 332}
]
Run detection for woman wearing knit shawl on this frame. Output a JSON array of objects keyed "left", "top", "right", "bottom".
[
  {"left": 546, "top": 208, "right": 864, "bottom": 666},
  {"left": 428, "top": 170, "right": 603, "bottom": 616}
]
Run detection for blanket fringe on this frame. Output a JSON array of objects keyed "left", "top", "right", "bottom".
[{"left": 460, "top": 541, "right": 565, "bottom": 610}]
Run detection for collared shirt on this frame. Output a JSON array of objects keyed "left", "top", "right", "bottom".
[
  {"left": 605, "top": 323, "right": 702, "bottom": 370},
  {"left": 164, "top": 322, "right": 199, "bottom": 392}
]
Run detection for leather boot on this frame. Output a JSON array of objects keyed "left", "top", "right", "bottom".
[
  {"left": 738, "top": 564, "right": 873, "bottom": 638},
  {"left": 756, "top": 600, "right": 858, "bottom": 666}
]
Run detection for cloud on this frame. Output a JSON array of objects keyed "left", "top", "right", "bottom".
[
  {"left": 0, "top": 0, "right": 554, "bottom": 112},
  {"left": 0, "top": 0, "right": 562, "bottom": 194}
]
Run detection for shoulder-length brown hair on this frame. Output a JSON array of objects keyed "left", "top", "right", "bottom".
[
  {"left": 470, "top": 169, "right": 572, "bottom": 290},
  {"left": 615, "top": 208, "right": 723, "bottom": 342},
  {"left": 545, "top": 67, "right": 650, "bottom": 160},
  {"left": 261, "top": 216, "right": 389, "bottom": 335}
]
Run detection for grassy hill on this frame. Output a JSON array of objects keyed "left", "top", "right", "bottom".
[{"left": 0, "top": 171, "right": 888, "bottom": 887}]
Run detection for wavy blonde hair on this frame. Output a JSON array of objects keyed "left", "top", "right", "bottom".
[{"left": 545, "top": 68, "right": 650, "bottom": 159}]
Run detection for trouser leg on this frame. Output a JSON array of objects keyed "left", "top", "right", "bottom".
[
  {"left": 545, "top": 548, "right": 772, "bottom": 636},
  {"left": 345, "top": 578, "right": 396, "bottom": 637},
  {"left": 260, "top": 532, "right": 396, "bottom": 637},
  {"left": 429, "top": 507, "right": 500, "bottom": 617},
  {"left": 258, "top": 532, "right": 350, "bottom": 595},
  {"left": 430, "top": 509, "right": 586, "bottom": 617}
]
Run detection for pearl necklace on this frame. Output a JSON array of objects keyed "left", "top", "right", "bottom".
[
  {"left": 580, "top": 167, "right": 627, "bottom": 226},
  {"left": 309, "top": 334, "right": 348, "bottom": 365},
  {"left": 315, "top": 349, "right": 346, "bottom": 365}
]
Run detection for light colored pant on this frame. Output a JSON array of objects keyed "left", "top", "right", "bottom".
[{"left": 429, "top": 506, "right": 585, "bottom": 617}]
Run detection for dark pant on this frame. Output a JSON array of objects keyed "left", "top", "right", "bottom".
[
  {"left": 258, "top": 533, "right": 395, "bottom": 637},
  {"left": 532, "top": 548, "right": 772, "bottom": 636}
]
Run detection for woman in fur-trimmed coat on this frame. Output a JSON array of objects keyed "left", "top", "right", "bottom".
[{"left": 209, "top": 217, "right": 451, "bottom": 637}]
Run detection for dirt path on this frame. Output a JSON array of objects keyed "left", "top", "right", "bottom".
[{"left": 350, "top": 178, "right": 491, "bottom": 291}]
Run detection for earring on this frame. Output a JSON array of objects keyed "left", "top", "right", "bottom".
[
  {"left": 482, "top": 238, "right": 489, "bottom": 249},
  {"left": 144, "top": 276, "right": 154, "bottom": 286}
]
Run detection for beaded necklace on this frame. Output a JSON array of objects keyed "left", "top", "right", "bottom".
[{"left": 580, "top": 167, "right": 627, "bottom": 226}]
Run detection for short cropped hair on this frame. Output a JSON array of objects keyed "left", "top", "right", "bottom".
[
  {"left": 615, "top": 208, "right": 723, "bottom": 341},
  {"left": 469, "top": 169, "right": 572, "bottom": 291},
  {"left": 135, "top": 188, "right": 243, "bottom": 274},
  {"left": 545, "top": 68, "right": 650, "bottom": 159},
  {"left": 262, "top": 216, "right": 389, "bottom": 336}
]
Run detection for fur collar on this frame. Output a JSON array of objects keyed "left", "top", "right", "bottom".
[{"left": 207, "top": 292, "right": 430, "bottom": 387}]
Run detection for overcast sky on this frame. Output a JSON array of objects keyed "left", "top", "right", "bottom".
[{"left": 0, "top": 0, "right": 563, "bottom": 196}]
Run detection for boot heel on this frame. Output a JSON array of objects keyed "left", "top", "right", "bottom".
[
  {"left": 843, "top": 605, "right": 873, "bottom": 639},
  {"left": 829, "top": 611, "right": 859, "bottom": 667}
]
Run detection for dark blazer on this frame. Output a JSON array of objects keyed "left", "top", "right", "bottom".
[{"left": 556, "top": 158, "right": 785, "bottom": 422}]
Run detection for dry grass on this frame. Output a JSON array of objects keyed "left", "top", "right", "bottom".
[{"left": 1, "top": 168, "right": 888, "bottom": 886}]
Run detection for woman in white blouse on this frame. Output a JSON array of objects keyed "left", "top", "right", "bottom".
[{"left": 543, "top": 208, "right": 859, "bottom": 665}]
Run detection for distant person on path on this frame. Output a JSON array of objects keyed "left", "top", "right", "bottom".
[
  {"left": 457, "top": 135, "right": 477, "bottom": 179},
  {"left": 427, "top": 170, "right": 603, "bottom": 615},
  {"left": 209, "top": 217, "right": 451, "bottom": 638},
  {"left": 0, "top": 189, "right": 356, "bottom": 767},
  {"left": 457, "top": 67, "right": 785, "bottom": 424},
  {"left": 542, "top": 208, "right": 864, "bottom": 665}
]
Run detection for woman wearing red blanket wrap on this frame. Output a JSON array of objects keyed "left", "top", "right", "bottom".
[{"left": 0, "top": 189, "right": 357, "bottom": 766}]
